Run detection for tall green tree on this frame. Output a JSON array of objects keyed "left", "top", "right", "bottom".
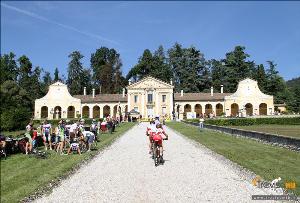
[
  {"left": 168, "top": 43, "right": 209, "bottom": 92},
  {"left": 54, "top": 67, "right": 60, "bottom": 81},
  {"left": 0, "top": 52, "right": 18, "bottom": 84},
  {"left": 91, "top": 47, "right": 124, "bottom": 94},
  {"left": 0, "top": 80, "right": 32, "bottom": 131},
  {"left": 253, "top": 64, "right": 267, "bottom": 92},
  {"left": 264, "top": 61, "right": 290, "bottom": 104},
  {"left": 18, "top": 55, "right": 33, "bottom": 94},
  {"left": 41, "top": 71, "right": 52, "bottom": 94},
  {"left": 222, "top": 46, "right": 255, "bottom": 92},
  {"left": 67, "top": 51, "right": 91, "bottom": 95}
]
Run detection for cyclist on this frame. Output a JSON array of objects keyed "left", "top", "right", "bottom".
[
  {"left": 67, "top": 137, "right": 81, "bottom": 155},
  {"left": 90, "top": 119, "right": 98, "bottom": 141},
  {"left": 56, "top": 120, "right": 65, "bottom": 155},
  {"left": 81, "top": 130, "right": 95, "bottom": 152},
  {"left": 152, "top": 123, "right": 168, "bottom": 157},
  {"left": 146, "top": 120, "right": 156, "bottom": 154},
  {"left": 24, "top": 122, "right": 33, "bottom": 154},
  {"left": 42, "top": 120, "right": 52, "bottom": 150},
  {"left": 69, "top": 121, "right": 79, "bottom": 140}
]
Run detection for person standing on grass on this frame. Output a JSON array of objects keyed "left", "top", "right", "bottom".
[
  {"left": 42, "top": 120, "right": 52, "bottom": 150},
  {"left": 199, "top": 116, "right": 204, "bottom": 129},
  {"left": 25, "top": 122, "right": 33, "bottom": 154},
  {"left": 56, "top": 120, "right": 65, "bottom": 155}
]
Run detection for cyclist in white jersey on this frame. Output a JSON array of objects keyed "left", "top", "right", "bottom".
[{"left": 42, "top": 120, "right": 52, "bottom": 150}]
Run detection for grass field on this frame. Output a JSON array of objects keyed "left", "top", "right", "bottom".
[
  {"left": 167, "top": 122, "right": 300, "bottom": 196},
  {"left": 229, "top": 125, "right": 300, "bottom": 139},
  {"left": 1, "top": 130, "right": 25, "bottom": 138},
  {"left": 0, "top": 122, "right": 135, "bottom": 203}
]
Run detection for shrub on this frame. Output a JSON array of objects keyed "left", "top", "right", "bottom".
[{"left": 186, "top": 117, "right": 300, "bottom": 126}]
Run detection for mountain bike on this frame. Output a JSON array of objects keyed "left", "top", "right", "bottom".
[{"left": 153, "top": 138, "right": 168, "bottom": 167}]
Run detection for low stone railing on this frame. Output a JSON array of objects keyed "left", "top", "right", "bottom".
[{"left": 182, "top": 121, "right": 300, "bottom": 151}]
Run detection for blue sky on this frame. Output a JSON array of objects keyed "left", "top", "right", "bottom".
[{"left": 1, "top": 1, "right": 300, "bottom": 81}]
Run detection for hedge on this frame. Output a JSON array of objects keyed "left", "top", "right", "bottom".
[{"left": 185, "top": 117, "right": 300, "bottom": 126}]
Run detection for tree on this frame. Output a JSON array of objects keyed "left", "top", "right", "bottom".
[
  {"left": 91, "top": 47, "right": 124, "bottom": 94},
  {"left": 54, "top": 67, "right": 60, "bottom": 81},
  {"left": 41, "top": 71, "right": 52, "bottom": 94},
  {"left": 67, "top": 51, "right": 91, "bottom": 95},
  {"left": 0, "top": 52, "right": 18, "bottom": 84},
  {"left": 0, "top": 80, "right": 32, "bottom": 131},
  {"left": 167, "top": 43, "right": 209, "bottom": 92},
  {"left": 264, "top": 61, "right": 290, "bottom": 104},
  {"left": 222, "top": 46, "right": 255, "bottom": 92},
  {"left": 254, "top": 64, "right": 267, "bottom": 92},
  {"left": 151, "top": 45, "right": 172, "bottom": 83},
  {"left": 18, "top": 55, "right": 33, "bottom": 94}
]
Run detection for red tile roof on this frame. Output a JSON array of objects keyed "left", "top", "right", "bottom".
[
  {"left": 174, "top": 93, "right": 232, "bottom": 101},
  {"left": 74, "top": 94, "right": 127, "bottom": 103}
]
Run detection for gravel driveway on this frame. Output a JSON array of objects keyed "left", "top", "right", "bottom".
[{"left": 35, "top": 123, "right": 278, "bottom": 203}]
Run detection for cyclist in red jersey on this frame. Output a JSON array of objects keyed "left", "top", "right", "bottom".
[
  {"left": 152, "top": 123, "right": 168, "bottom": 157},
  {"left": 146, "top": 120, "right": 156, "bottom": 154}
]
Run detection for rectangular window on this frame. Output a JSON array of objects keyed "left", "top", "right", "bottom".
[
  {"left": 162, "top": 107, "right": 166, "bottom": 115},
  {"left": 147, "top": 94, "right": 153, "bottom": 103},
  {"left": 134, "top": 95, "right": 138, "bottom": 103},
  {"left": 162, "top": 95, "right": 166, "bottom": 103}
]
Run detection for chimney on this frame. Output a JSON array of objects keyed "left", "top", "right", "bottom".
[
  {"left": 170, "top": 79, "right": 173, "bottom": 85},
  {"left": 211, "top": 87, "right": 213, "bottom": 96},
  {"left": 128, "top": 79, "right": 132, "bottom": 85},
  {"left": 83, "top": 87, "right": 86, "bottom": 96},
  {"left": 99, "top": 85, "right": 102, "bottom": 94},
  {"left": 181, "top": 90, "right": 183, "bottom": 97},
  {"left": 92, "top": 88, "right": 95, "bottom": 98},
  {"left": 122, "top": 88, "right": 125, "bottom": 98},
  {"left": 221, "top": 85, "right": 224, "bottom": 94}
]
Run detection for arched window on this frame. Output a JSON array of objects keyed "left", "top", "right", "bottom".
[
  {"left": 54, "top": 106, "right": 62, "bottom": 119},
  {"left": 103, "top": 105, "right": 110, "bottom": 118},
  {"left": 93, "top": 106, "right": 100, "bottom": 118},
  {"left": 205, "top": 104, "right": 212, "bottom": 115},
  {"left": 67, "top": 106, "right": 75, "bottom": 118},
  {"left": 231, "top": 103, "right": 239, "bottom": 117},
  {"left": 259, "top": 103, "right": 267, "bottom": 115},
  {"left": 41, "top": 106, "right": 48, "bottom": 119},
  {"left": 245, "top": 103, "right": 253, "bottom": 116},
  {"left": 216, "top": 103, "right": 223, "bottom": 116},
  {"left": 195, "top": 104, "right": 202, "bottom": 118},
  {"left": 82, "top": 106, "right": 89, "bottom": 118},
  {"left": 183, "top": 104, "right": 191, "bottom": 119}
]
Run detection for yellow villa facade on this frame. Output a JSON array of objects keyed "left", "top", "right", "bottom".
[{"left": 34, "top": 76, "right": 274, "bottom": 120}]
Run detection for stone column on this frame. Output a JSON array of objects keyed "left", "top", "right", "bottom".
[
  {"left": 128, "top": 92, "right": 131, "bottom": 112},
  {"left": 191, "top": 104, "right": 195, "bottom": 116},
  {"left": 155, "top": 91, "right": 159, "bottom": 116},
  {"left": 100, "top": 105, "right": 104, "bottom": 119},
  {"left": 179, "top": 105, "right": 184, "bottom": 120},
  {"left": 142, "top": 92, "right": 145, "bottom": 118},
  {"left": 212, "top": 104, "right": 216, "bottom": 117},
  {"left": 89, "top": 105, "right": 93, "bottom": 118},
  {"left": 169, "top": 93, "right": 173, "bottom": 119}
]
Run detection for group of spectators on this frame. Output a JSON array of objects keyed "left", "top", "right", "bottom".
[{"left": 21, "top": 116, "right": 120, "bottom": 155}]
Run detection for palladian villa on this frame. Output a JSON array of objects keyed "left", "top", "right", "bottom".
[{"left": 34, "top": 76, "right": 274, "bottom": 120}]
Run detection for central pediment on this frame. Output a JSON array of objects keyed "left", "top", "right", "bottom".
[{"left": 127, "top": 76, "right": 174, "bottom": 90}]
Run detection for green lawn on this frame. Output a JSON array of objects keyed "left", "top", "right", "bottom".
[
  {"left": 167, "top": 122, "right": 300, "bottom": 196},
  {"left": 1, "top": 130, "right": 25, "bottom": 138},
  {"left": 0, "top": 122, "right": 135, "bottom": 203},
  {"left": 229, "top": 125, "right": 300, "bottom": 139}
]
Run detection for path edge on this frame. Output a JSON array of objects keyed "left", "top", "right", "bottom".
[
  {"left": 165, "top": 123, "right": 297, "bottom": 199},
  {"left": 22, "top": 123, "right": 136, "bottom": 203}
]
